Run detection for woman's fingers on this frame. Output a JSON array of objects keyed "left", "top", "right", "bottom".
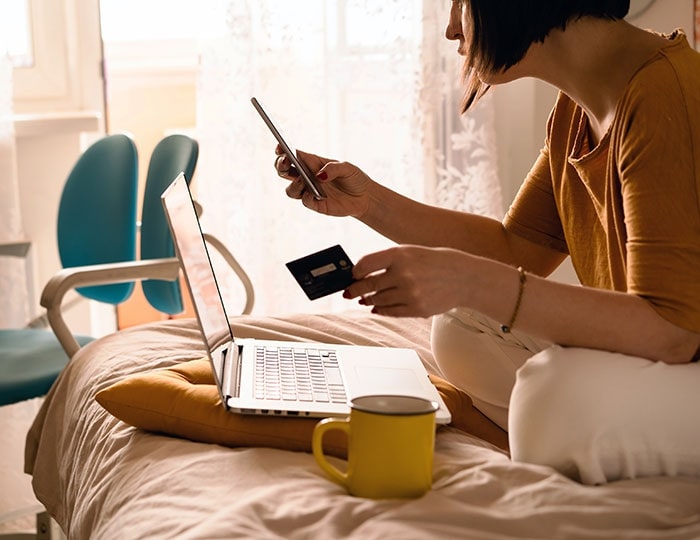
[
  {"left": 274, "top": 153, "right": 300, "bottom": 179},
  {"left": 274, "top": 154, "right": 286, "bottom": 175},
  {"left": 285, "top": 178, "right": 307, "bottom": 199},
  {"left": 341, "top": 246, "right": 463, "bottom": 318}
]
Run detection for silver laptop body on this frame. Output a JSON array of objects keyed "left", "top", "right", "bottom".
[{"left": 161, "top": 173, "right": 451, "bottom": 423}]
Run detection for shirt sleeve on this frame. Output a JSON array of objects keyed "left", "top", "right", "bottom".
[
  {"left": 616, "top": 56, "right": 700, "bottom": 333},
  {"left": 503, "top": 108, "right": 569, "bottom": 254}
]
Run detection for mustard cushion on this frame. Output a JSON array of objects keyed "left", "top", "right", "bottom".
[{"left": 95, "top": 358, "right": 492, "bottom": 457}]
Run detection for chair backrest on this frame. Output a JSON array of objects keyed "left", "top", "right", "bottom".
[
  {"left": 140, "top": 133, "right": 199, "bottom": 314},
  {"left": 57, "top": 133, "right": 139, "bottom": 304}
]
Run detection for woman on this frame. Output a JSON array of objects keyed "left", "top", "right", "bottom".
[{"left": 274, "top": 0, "right": 700, "bottom": 484}]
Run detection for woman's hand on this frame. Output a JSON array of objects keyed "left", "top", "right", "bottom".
[
  {"left": 274, "top": 146, "right": 371, "bottom": 218},
  {"left": 342, "top": 245, "right": 472, "bottom": 318}
]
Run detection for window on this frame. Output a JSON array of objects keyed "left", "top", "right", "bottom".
[
  {"left": 4, "top": 0, "right": 103, "bottom": 114},
  {"left": 1, "top": 0, "right": 33, "bottom": 67}
]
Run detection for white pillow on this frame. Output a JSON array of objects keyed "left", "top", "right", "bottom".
[{"left": 509, "top": 345, "right": 700, "bottom": 485}]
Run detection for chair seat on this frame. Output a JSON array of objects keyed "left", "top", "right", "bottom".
[{"left": 0, "top": 329, "right": 94, "bottom": 406}]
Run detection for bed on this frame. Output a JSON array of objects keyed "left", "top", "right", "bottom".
[{"left": 25, "top": 310, "right": 700, "bottom": 539}]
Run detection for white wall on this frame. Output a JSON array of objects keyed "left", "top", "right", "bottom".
[{"left": 490, "top": 0, "right": 694, "bottom": 283}]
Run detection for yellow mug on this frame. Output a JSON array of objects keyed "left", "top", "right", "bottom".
[{"left": 312, "top": 394, "right": 438, "bottom": 499}]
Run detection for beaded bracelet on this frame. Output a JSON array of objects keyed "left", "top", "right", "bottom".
[{"left": 500, "top": 266, "right": 526, "bottom": 334}]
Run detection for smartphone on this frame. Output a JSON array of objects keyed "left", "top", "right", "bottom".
[{"left": 251, "top": 97, "right": 327, "bottom": 200}]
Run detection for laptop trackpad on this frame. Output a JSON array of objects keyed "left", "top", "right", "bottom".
[{"left": 352, "top": 366, "right": 426, "bottom": 396}]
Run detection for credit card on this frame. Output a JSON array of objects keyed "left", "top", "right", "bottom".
[{"left": 286, "top": 245, "right": 355, "bottom": 300}]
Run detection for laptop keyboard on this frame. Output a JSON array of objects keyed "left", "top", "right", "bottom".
[{"left": 254, "top": 345, "right": 347, "bottom": 403}]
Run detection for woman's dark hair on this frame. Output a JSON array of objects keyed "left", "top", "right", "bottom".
[{"left": 461, "top": 0, "right": 630, "bottom": 112}]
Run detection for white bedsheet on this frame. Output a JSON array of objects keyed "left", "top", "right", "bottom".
[{"left": 25, "top": 311, "right": 700, "bottom": 539}]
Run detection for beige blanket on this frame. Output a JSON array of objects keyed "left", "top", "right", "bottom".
[{"left": 25, "top": 311, "right": 700, "bottom": 539}]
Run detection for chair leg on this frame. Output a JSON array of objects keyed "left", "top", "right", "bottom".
[
  {"left": 0, "top": 510, "right": 62, "bottom": 540},
  {"left": 36, "top": 512, "right": 64, "bottom": 540},
  {"left": 35, "top": 512, "right": 51, "bottom": 540}
]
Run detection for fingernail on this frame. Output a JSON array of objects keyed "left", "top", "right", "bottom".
[
  {"left": 342, "top": 290, "right": 351, "bottom": 299},
  {"left": 316, "top": 171, "right": 328, "bottom": 181},
  {"left": 358, "top": 298, "right": 367, "bottom": 306}
]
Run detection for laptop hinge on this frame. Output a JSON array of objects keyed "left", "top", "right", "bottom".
[
  {"left": 222, "top": 343, "right": 244, "bottom": 401},
  {"left": 234, "top": 344, "right": 243, "bottom": 396}
]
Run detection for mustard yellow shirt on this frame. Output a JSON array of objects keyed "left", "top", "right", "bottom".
[{"left": 504, "top": 31, "right": 700, "bottom": 333}]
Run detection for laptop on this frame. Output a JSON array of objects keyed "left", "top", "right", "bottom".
[{"left": 161, "top": 173, "right": 451, "bottom": 424}]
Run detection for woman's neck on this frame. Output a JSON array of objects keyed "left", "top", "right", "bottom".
[{"left": 525, "top": 18, "right": 670, "bottom": 142}]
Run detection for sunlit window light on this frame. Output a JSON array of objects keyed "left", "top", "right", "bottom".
[
  {"left": 99, "top": 0, "right": 227, "bottom": 41},
  {"left": 0, "top": 0, "right": 34, "bottom": 67},
  {"left": 343, "top": 0, "right": 418, "bottom": 49},
  {"left": 99, "top": 0, "right": 420, "bottom": 48}
]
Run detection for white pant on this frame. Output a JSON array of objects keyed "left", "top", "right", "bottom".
[
  {"left": 431, "top": 308, "right": 700, "bottom": 484},
  {"left": 431, "top": 308, "right": 551, "bottom": 431}
]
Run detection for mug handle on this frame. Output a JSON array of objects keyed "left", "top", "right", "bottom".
[{"left": 312, "top": 417, "right": 350, "bottom": 486}]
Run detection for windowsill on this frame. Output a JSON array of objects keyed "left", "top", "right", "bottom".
[
  {"left": 13, "top": 111, "right": 101, "bottom": 138},
  {"left": 0, "top": 241, "right": 31, "bottom": 258}
]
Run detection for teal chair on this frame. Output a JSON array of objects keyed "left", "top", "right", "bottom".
[
  {"left": 140, "top": 134, "right": 200, "bottom": 315},
  {"left": 1, "top": 132, "right": 255, "bottom": 397},
  {"left": 57, "top": 133, "right": 139, "bottom": 304},
  {"left": 0, "top": 134, "right": 140, "bottom": 407},
  {"left": 38, "top": 134, "right": 198, "bottom": 358},
  {"left": 41, "top": 133, "right": 254, "bottom": 358}
]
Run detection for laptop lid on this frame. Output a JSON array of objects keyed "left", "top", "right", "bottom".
[{"left": 160, "top": 173, "right": 237, "bottom": 399}]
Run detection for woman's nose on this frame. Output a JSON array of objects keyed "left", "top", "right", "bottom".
[{"left": 444, "top": 5, "right": 462, "bottom": 42}]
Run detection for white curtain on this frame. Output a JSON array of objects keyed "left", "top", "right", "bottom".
[
  {"left": 0, "top": 53, "right": 43, "bottom": 535},
  {"left": 0, "top": 54, "right": 29, "bottom": 328},
  {"left": 196, "top": 0, "right": 502, "bottom": 317}
]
